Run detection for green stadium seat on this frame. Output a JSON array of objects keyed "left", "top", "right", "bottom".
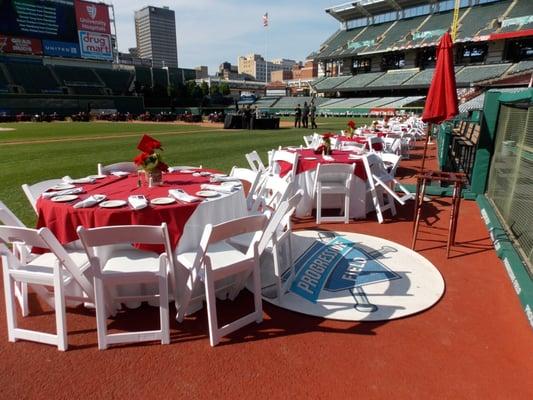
[
  {"left": 95, "top": 69, "right": 133, "bottom": 95},
  {"left": 54, "top": 66, "right": 102, "bottom": 87},
  {"left": 367, "top": 69, "right": 419, "bottom": 88},
  {"left": 313, "top": 76, "right": 351, "bottom": 91},
  {"left": 455, "top": 63, "right": 512, "bottom": 85},
  {"left": 336, "top": 72, "right": 384, "bottom": 91},
  {"left": 505, "top": 0, "right": 532, "bottom": 19},
  {"left": 5, "top": 62, "right": 61, "bottom": 94},
  {"left": 456, "top": 0, "right": 512, "bottom": 39},
  {"left": 375, "top": 16, "right": 427, "bottom": 51}
]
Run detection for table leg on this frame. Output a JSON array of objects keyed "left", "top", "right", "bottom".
[{"left": 446, "top": 182, "right": 460, "bottom": 258}]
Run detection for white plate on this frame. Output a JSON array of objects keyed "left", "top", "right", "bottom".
[
  {"left": 87, "top": 174, "right": 107, "bottom": 179},
  {"left": 150, "top": 197, "right": 176, "bottom": 205},
  {"left": 111, "top": 171, "right": 130, "bottom": 177},
  {"left": 221, "top": 181, "right": 241, "bottom": 188},
  {"left": 99, "top": 200, "right": 127, "bottom": 208},
  {"left": 195, "top": 190, "right": 220, "bottom": 198},
  {"left": 179, "top": 169, "right": 195, "bottom": 174},
  {"left": 304, "top": 157, "right": 317, "bottom": 160},
  {"left": 50, "top": 183, "right": 75, "bottom": 190},
  {"left": 51, "top": 194, "right": 78, "bottom": 202},
  {"left": 211, "top": 173, "right": 228, "bottom": 178}
]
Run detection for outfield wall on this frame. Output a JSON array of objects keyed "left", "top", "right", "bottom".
[{"left": 0, "top": 94, "right": 144, "bottom": 115}]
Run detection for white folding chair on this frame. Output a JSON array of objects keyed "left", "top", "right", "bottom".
[
  {"left": 313, "top": 163, "right": 354, "bottom": 224},
  {"left": 98, "top": 161, "right": 138, "bottom": 175},
  {"left": 229, "top": 166, "right": 262, "bottom": 211},
  {"left": 174, "top": 214, "right": 267, "bottom": 346},
  {"left": 380, "top": 153, "right": 402, "bottom": 177},
  {"left": 367, "top": 135, "right": 385, "bottom": 153},
  {"left": 245, "top": 150, "right": 267, "bottom": 174},
  {"left": 303, "top": 135, "right": 314, "bottom": 148},
  {"left": 0, "top": 226, "right": 96, "bottom": 351},
  {"left": 251, "top": 174, "right": 293, "bottom": 214},
  {"left": 363, "top": 153, "right": 413, "bottom": 224},
  {"left": 21, "top": 179, "right": 64, "bottom": 214},
  {"left": 229, "top": 190, "right": 303, "bottom": 301},
  {"left": 271, "top": 150, "right": 298, "bottom": 181},
  {"left": 383, "top": 137, "right": 401, "bottom": 155},
  {"left": 77, "top": 223, "right": 173, "bottom": 350}
]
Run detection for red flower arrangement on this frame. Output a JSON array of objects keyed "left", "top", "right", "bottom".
[
  {"left": 347, "top": 120, "right": 356, "bottom": 129},
  {"left": 133, "top": 134, "right": 168, "bottom": 173},
  {"left": 314, "top": 133, "right": 334, "bottom": 155}
]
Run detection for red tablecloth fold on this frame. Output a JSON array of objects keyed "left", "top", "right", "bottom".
[
  {"left": 36, "top": 171, "right": 218, "bottom": 253},
  {"left": 278, "top": 149, "right": 366, "bottom": 181}
]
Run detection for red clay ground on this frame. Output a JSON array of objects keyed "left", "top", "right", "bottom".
[{"left": 0, "top": 142, "right": 531, "bottom": 399}]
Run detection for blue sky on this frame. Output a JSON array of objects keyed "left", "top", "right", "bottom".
[{"left": 111, "top": 0, "right": 340, "bottom": 73}]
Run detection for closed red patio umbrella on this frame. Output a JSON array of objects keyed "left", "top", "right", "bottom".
[{"left": 420, "top": 32, "right": 458, "bottom": 171}]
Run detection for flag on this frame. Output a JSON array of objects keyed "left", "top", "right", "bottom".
[{"left": 263, "top": 12, "right": 268, "bottom": 27}]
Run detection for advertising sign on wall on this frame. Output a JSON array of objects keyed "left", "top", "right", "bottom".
[
  {"left": 78, "top": 30, "right": 112, "bottom": 60},
  {"left": 74, "top": 0, "right": 111, "bottom": 34},
  {"left": 42, "top": 39, "right": 80, "bottom": 58},
  {"left": 0, "top": 34, "right": 42, "bottom": 55}
]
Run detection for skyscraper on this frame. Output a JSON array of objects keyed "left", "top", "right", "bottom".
[{"left": 134, "top": 6, "right": 178, "bottom": 68}]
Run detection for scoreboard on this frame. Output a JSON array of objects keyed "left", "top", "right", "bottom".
[{"left": 0, "top": 0, "right": 113, "bottom": 60}]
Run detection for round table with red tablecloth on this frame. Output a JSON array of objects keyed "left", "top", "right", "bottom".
[{"left": 277, "top": 148, "right": 370, "bottom": 219}]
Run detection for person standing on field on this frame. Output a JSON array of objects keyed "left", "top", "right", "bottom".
[
  {"left": 294, "top": 104, "right": 302, "bottom": 128},
  {"left": 310, "top": 101, "right": 317, "bottom": 129},
  {"left": 302, "top": 101, "right": 309, "bottom": 128}
]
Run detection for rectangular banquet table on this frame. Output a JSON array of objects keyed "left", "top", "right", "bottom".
[{"left": 277, "top": 148, "right": 369, "bottom": 219}]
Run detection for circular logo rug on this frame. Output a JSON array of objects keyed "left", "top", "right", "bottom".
[{"left": 259, "top": 230, "right": 445, "bottom": 321}]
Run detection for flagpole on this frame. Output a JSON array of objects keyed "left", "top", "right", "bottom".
[{"left": 265, "top": 14, "right": 268, "bottom": 90}]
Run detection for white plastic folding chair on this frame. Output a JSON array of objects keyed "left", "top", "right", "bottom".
[
  {"left": 303, "top": 135, "right": 314, "bottom": 148},
  {"left": 367, "top": 135, "right": 385, "bottom": 153},
  {"left": 383, "top": 137, "right": 401, "bottom": 155},
  {"left": 229, "top": 166, "right": 262, "bottom": 211},
  {"left": 271, "top": 150, "right": 298, "bottom": 181},
  {"left": 380, "top": 153, "right": 402, "bottom": 177},
  {"left": 77, "top": 223, "right": 173, "bottom": 350},
  {"left": 229, "top": 190, "right": 303, "bottom": 301},
  {"left": 0, "top": 226, "right": 96, "bottom": 351},
  {"left": 21, "top": 179, "right": 64, "bottom": 214},
  {"left": 313, "top": 163, "right": 354, "bottom": 224},
  {"left": 245, "top": 150, "right": 268, "bottom": 174},
  {"left": 250, "top": 174, "right": 293, "bottom": 214},
  {"left": 174, "top": 214, "right": 268, "bottom": 346},
  {"left": 363, "top": 153, "right": 413, "bottom": 224},
  {"left": 98, "top": 161, "right": 138, "bottom": 175}
]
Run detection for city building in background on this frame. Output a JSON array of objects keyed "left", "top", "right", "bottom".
[
  {"left": 237, "top": 53, "right": 297, "bottom": 82},
  {"left": 134, "top": 6, "right": 178, "bottom": 68}
]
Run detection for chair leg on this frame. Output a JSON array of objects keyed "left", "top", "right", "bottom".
[
  {"left": 53, "top": 272, "right": 67, "bottom": 351},
  {"left": 3, "top": 270, "right": 17, "bottom": 343},
  {"left": 204, "top": 270, "right": 220, "bottom": 347},
  {"left": 158, "top": 273, "right": 170, "bottom": 345},
  {"left": 252, "top": 261, "right": 263, "bottom": 324},
  {"left": 271, "top": 242, "right": 283, "bottom": 299},
  {"left": 316, "top": 188, "right": 322, "bottom": 224},
  {"left": 344, "top": 191, "right": 350, "bottom": 223},
  {"left": 94, "top": 277, "right": 108, "bottom": 350}
]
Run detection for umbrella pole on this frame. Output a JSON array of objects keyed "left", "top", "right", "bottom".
[{"left": 420, "top": 123, "right": 432, "bottom": 172}]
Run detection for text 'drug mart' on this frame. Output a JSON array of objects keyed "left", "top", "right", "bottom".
[{"left": 260, "top": 230, "right": 445, "bottom": 321}]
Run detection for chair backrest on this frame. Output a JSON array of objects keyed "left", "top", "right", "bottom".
[
  {"left": 0, "top": 200, "right": 25, "bottom": 227},
  {"left": 257, "top": 190, "right": 303, "bottom": 254},
  {"left": 21, "top": 179, "right": 64, "bottom": 214},
  {"left": 252, "top": 174, "right": 293, "bottom": 213},
  {"left": 380, "top": 153, "right": 401, "bottom": 177},
  {"left": 313, "top": 163, "right": 354, "bottom": 194},
  {"left": 77, "top": 223, "right": 173, "bottom": 273},
  {"left": 367, "top": 135, "right": 385, "bottom": 152},
  {"left": 363, "top": 153, "right": 390, "bottom": 189},
  {"left": 99, "top": 162, "right": 138, "bottom": 175},
  {"left": 0, "top": 226, "right": 89, "bottom": 283},
  {"left": 245, "top": 151, "right": 267, "bottom": 173},
  {"left": 230, "top": 166, "right": 262, "bottom": 209},
  {"left": 383, "top": 137, "right": 401, "bottom": 154},
  {"left": 303, "top": 135, "right": 314, "bottom": 148},
  {"left": 271, "top": 150, "right": 298, "bottom": 179}
]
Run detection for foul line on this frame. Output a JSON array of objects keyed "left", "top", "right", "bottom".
[{"left": 0, "top": 127, "right": 230, "bottom": 146}]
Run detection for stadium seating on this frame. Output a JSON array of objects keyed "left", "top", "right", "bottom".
[
  {"left": 403, "top": 66, "right": 464, "bottom": 87},
  {"left": 367, "top": 69, "right": 419, "bottom": 88},
  {"left": 413, "top": 11, "right": 460, "bottom": 46},
  {"left": 361, "top": 97, "right": 405, "bottom": 108},
  {"left": 383, "top": 97, "right": 425, "bottom": 108},
  {"left": 54, "top": 66, "right": 102, "bottom": 87},
  {"left": 0, "top": 66, "right": 9, "bottom": 93},
  {"left": 254, "top": 97, "right": 280, "bottom": 107},
  {"left": 505, "top": 0, "right": 532, "bottom": 19},
  {"left": 4, "top": 62, "right": 61, "bottom": 94},
  {"left": 96, "top": 69, "right": 133, "bottom": 95},
  {"left": 347, "top": 22, "right": 395, "bottom": 55},
  {"left": 273, "top": 96, "right": 323, "bottom": 109},
  {"left": 313, "top": 76, "right": 351, "bottom": 91},
  {"left": 455, "top": 63, "right": 512, "bottom": 85},
  {"left": 336, "top": 72, "right": 384, "bottom": 91},
  {"left": 316, "top": 28, "right": 365, "bottom": 59},
  {"left": 375, "top": 16, "right": 427, "bottom": 51},
  {"left": 508, "top": 60, "right": 533, "bottom": 75},
  {"left": 457, "top": 0, "right": 512, "bottom": 39},
  {"left": 134, "top": 66, "right": 152, "bottom": 88},
  {"left": 320, "top": 98, "right": 378, "bottom": 108},
  {"left": 152, "top": 68, "right": 168, "bottom": 88}
]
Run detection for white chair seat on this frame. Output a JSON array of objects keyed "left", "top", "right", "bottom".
[
  {"left": 102, "top": 249, "right": 161, "bottom": 278},
  {"left": 178, "top": 241, "right": 247, "bottom": 273}
]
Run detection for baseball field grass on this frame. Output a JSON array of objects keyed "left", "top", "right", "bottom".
[{"left": 0, "top": 117, "right": 372, "bottom": 225}]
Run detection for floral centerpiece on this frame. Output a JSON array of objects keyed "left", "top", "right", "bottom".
[
  {"left": 314, "top": 132, "right": 333, "bottom": 156},
  {"left": 133, "top": 134, "right": 168, "bottom": 186},
  {"left": 346, "top": 120, "right": 356, "bottom": 138}
]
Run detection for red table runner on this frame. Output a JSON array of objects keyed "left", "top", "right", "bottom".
[
  {"left": 278, "top": 149, "right": 367, "bottom": 180},
  {"left": 36, "top": 171, "right": 219, "bottom": 252}
]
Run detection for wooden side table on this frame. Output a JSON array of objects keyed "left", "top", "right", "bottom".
[{"left": 411, "top": 171, "right": 467, "bottom": 258}]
